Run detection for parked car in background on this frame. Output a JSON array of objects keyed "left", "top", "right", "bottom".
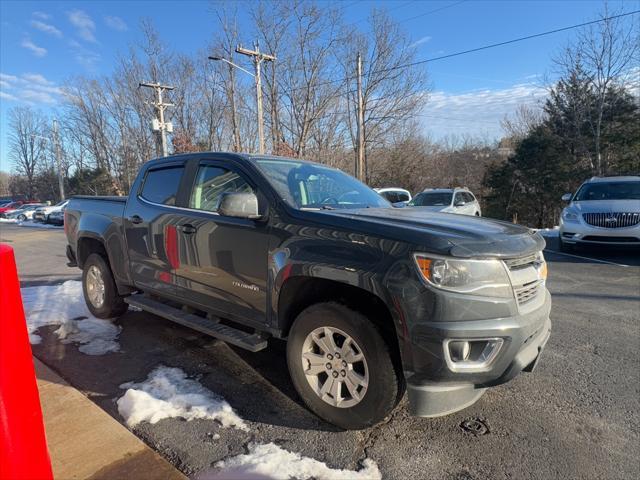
[
  {"left": 47, "top": 209, "right": 65, "bottom": 226},
  {"left": 0, "top": 201, "right": 26, "bottom": 216},
  {"left": 33, "top": 200, "right": 69, "bottom": 223},
  {"left": 4, "top": 203, "right": 45, "bottom": 221},
  {"left": 559, "top": 176, "right": 640, "bottom": 251},
  {"left": 408, "top": 188, "right": 481, "bottom": 216},
  {"left": 374, "top": 187, "right": 412, "bottom": 205}
]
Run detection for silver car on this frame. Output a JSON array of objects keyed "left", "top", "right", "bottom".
[
  {"left": 408, "top": 188, "right": 481, "bottom": 216},
  {"left": 559, "top": 176, "right": 640, "bottom": 250}
]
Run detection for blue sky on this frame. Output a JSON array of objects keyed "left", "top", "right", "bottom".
[{"left": 0, "top": 0, "right": 636, "bottom": 171}]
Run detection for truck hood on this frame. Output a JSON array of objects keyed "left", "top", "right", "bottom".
[{"left": 323, "top": 207, "right": 544, "bottom": 258}]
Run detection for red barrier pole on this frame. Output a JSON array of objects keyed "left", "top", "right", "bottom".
[{"left": 0, "top": 244, "right": 53, "bottom": 480}]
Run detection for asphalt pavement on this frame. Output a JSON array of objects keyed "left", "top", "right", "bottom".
[{"left": 2, "top": 222, "right": 638, "bottom": 479}]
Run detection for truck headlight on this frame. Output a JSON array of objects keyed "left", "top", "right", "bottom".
[
  {"left": 562, "top": 209, "right": 579, "bottom": 223},
  {"left": 413, "top": 254, "right": 512, "bottom": 298}
]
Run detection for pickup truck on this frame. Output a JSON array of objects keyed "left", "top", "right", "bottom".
[{"left": 65, "top": 152, "right": 551, "bottom": 430}]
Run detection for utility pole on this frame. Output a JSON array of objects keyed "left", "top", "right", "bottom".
[
  {"left": 139, "top": 82, "right": 174, "bottom": 157},
  {"left": 236, "top": 42, "right": 275, "bottom": 155},
  {"left": 356, "top": 52, "right": 365, "bottom": 182},
  {"left": 52, "top": 119, "right": 65, "bottom": 201}
]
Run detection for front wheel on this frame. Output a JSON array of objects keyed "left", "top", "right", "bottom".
[
  {"left": 287, "top": 302, "right": 402, "bottom": 430},
  {"left": 17, "top": 214, "right": 26, "bottom": 221},
  {"left": 82, "top": 253, "right": 128, "bottom": 318}
]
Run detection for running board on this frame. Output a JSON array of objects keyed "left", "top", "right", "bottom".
[{"left": 125, "top": 295, "right": 268, "bottom": 352}]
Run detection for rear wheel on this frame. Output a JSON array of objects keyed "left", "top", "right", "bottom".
[
  {"left": 287, "top": 302, "right": 402, "bottom": 430},
  {"left": 82, "top": 253, "right": 128, "bottom": 318},
  {"left": 17, "top": 214, "right": 26, "bottom": 221}
]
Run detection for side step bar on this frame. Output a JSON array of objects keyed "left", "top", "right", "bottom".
[{"left": 125, "top": 295, "right": 268, "bottom": 352}]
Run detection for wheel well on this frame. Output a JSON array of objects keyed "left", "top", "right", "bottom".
[
  {"left": 278, "top": 276, "right": 402, "bottom": 361},
  {"left": 77, "top": 237, "right": 108, "bottom": 268}
]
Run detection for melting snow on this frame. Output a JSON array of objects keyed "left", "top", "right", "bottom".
[
  {"left": 117, "top": 366, "right": 247, "bottom": 430},
  {"left": 20, "top": 280, "right": 121, "bottom": 355},
  {"left": 213, "top": 442, "right": 382, "bottom": 480}
]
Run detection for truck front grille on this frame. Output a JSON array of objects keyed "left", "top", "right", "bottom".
[
  {"left": 582, "top": 212, "right": 640, "bottom": 229},
  {"left": 515, "top": 281, "right": 541, "bottom": 306},
  {"left": 503, "top": 253, "right": 537, "bottom": 271}
]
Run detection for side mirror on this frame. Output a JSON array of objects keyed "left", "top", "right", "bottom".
[
  {"left": 454, "top": 200, "right": 466, "bottom": 207},
  {"left": 217, "top": 192, "right": 262, "bottom": 219},
  {"left": 561, "top": 193, "right": 572, "bottom": 202},
  {"left": 391, "top": 201, "right": 406, "bottom": 208}
]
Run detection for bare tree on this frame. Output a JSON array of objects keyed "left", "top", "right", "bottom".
[
  {"left": 554, "top": 3, "right": 639, "bottom": 175},
  {"left": 501, "top": 104, "right": 545, "bottom": 142},
  {"left": 8, "top": 107, "right": 48, "bottom": 197},
  {"left": 341, "top": 10, "right": 429, "bottom": 181}
]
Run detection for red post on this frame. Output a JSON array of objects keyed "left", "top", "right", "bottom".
[{"left": 0, "top": 244, "right": 53, "bottom": 480}]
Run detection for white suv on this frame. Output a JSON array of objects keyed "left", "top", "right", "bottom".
[
  {"left": 33, "top": 200, "right": 69, "bottom": 223},
  {"left": 559, "top": 176, "right": 640, "bottom": 250},
  {"left": 408, "top": 188, "right": 481, "bottom": 216}
]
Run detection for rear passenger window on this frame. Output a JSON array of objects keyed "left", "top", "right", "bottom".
[
  {"left": 140, "top": 166, "right": 184, "bottom": 206},
  {"left": 189, "top": 165, "right": 253, "bottom": 213},
  {"left": 397, "top": 192, "right": 410, "bottom": 202}
]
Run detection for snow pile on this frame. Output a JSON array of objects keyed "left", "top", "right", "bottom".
[
  {"left": 117, "top": 366, "right": 247, "bottom": 430},
  {"left": 213, "top": 442, "right": 382, "bottom": 480},
  {"left": 0, "top": 218, "right": 18, "bottom": 223},
  {"left": 21, "top": 280, "right": 121, "bottom": 354}
]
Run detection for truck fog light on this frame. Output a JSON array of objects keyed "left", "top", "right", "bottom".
[
  {"left": 448, "top": 341, "right": 470, "bottom": 362},
  {"left": 444, "top": 338, "right": 504, "bottom": 372}
]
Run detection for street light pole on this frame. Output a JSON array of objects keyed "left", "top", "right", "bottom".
[{"left": 138, "top": 82, "right": 174, "bottom": 157}]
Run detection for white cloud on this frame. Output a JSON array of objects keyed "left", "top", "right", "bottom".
[
  {"left": 30, "top": 20, "right": 63, "bottom": 37},
  {"left": 22, "top": 73, "right": 52, "bottom": 86},
  {"left": 0, "top": 72, "right": 63, "bottom": 105},
  {"left": 104, "top": 15, "right": 127, "bottom": 31},
  {"left": 68, "top": 9, "right": 96, "bottom": 42},
  {"left": 410, "top": 36, "right": 432, "bottom": 49},
  {"left": 0, "top": 91, "right": 19, "bottom": 102},
  {"left": 32, "top": 11, "right": 51, "bottom": 20},
  {"left": 21, "top": 38, "right": 47, "bottom": 57},
  {"left": 0, "top": 73, "right": 18, "bottom": 83},
  {"left": 19, "top": 89, "right": 57, "bottom": 104},
  {"left": 422, "top": 82, "right": 548, "bottom": 140}
]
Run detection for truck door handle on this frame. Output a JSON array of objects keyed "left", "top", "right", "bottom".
[
  {"left": 128, "top": 215, "right": 143, "bottom": 224},
  {"left": 177, "top": 224, "right": 197, "bottom": 234}
]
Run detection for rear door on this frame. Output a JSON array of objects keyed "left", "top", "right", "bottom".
[
  {"left": 174, "top": 158, "right": 271, "bottom": 325},
  {"left": 124, "top": 161, "right": 187, "bottom": 297}
]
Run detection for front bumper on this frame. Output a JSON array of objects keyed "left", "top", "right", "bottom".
[
  {"left": 560, "top": 219, "right": 640, "bottom": 246},
  {"left": 406, "top": 291, "right": 552, "bottom": 417}
]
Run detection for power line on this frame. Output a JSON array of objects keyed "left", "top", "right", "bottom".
[
  {"left": 375, "top": 9, "right": 640, "bottom": 74},
  {"left": 396, "top": 0, "right": 468, "bottom": 25},
  {"left": 286, "top": 9, "right": 640, "bottom": 94}
]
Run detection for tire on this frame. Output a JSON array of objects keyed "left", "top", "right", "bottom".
[
  {"left": 286, "top": 302, "right": 402, "bottom": 430},
  {"left": 82, "top": 253, "right": 128, "bottom": 319},
  {"left": 475, "top": 211, "right": 480, "bottom": 217},
  {"left": 17, "top": 214, "right": 26, "bottom": 221}
]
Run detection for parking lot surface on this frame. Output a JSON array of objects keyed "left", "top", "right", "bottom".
[{"left": 2, "top": 222, "right": 639, "bottom": 479}]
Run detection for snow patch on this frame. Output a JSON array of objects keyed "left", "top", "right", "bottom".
[
  {"left": 213, "top": 442, "right": 382, "bottom": 480},
  {"left": 0, "top": 218, "right": 18, "bottom": 223},
  {"left": 117, "top": 366, "right": 247, "bottom": 430},
  {"left": 21, "top": 280, "right": 121, "bottom": 355},
  {"left": 0, "top": 218, "right": 62, "bottom": 228}
]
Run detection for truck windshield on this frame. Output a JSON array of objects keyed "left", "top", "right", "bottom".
[
  {"left": 255, "top": 158, "right": 390, "bottom": 209},
  {"left": 574, "top": 181, "right": 640, "bottom": 201},
  {"left": 409, "top": 192, "right": 453, "bottom": 206}
]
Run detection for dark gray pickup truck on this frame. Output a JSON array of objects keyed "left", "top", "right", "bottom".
[{"left": 65, "top": 152, "right": 551, "bottom": 430}]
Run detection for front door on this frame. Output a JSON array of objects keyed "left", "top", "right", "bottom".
[{"left": 174, "top": 160, "right": 270, "bottom": 325}]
